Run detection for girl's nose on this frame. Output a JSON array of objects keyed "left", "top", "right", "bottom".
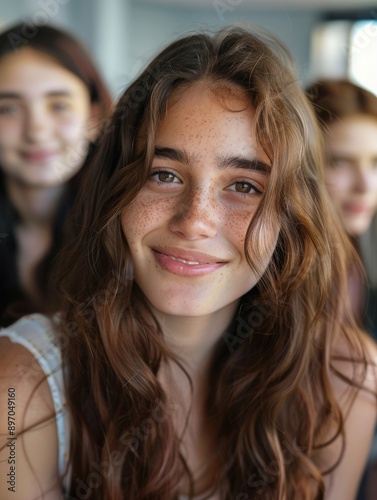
[
  {"left": 169, "top": 186, "right": 218, "bottom": 240},
  {"left": 24, "top": 105, "right": 51, "bottom": 143},
  {"left": 353, "top": 163, "right": 372, "bottom": 193}
]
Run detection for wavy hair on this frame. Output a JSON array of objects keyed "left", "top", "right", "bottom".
[
  {"left": 56, "top": 27, "right": 367, "bottom": 499},
  {"left": 0, "top": 23, "right": 112, "bottom": 325}
]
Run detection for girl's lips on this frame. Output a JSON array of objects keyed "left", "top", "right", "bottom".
[
  {"left": 343, "top": 203, "right": 373, "bottom": 215},
  {"left": 152, "top": 248, "right": 226, "bottom": 276},
  {"left": 20, "top": 150, "right": 58, "bottom": 162}
]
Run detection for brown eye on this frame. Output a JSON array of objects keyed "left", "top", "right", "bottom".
[
  {"left": 158, "top": 171, "right": 176, "bottom": 183},
  {"left": 150, "top": 170, "right": 180, "bottom": 184},
  {"left": 227, "top": 180, "right": 261, "bottom": 197},
  {"left": 235, "top": 181, "right": 253, "bottom": 193}
]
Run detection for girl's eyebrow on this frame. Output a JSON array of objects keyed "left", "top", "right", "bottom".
[
  {"left": 218, "top": 154, "right": 271, "bottom": 174},
  {"left": 0, "top": 92, "right": 21, "bottom": 100},
  {"left": 154, "top": 146, "right": 270, "bottom": 174},
  {"left": 0, "top": 91, "right": 73, "bottom": 100},
  {"left": 154, "top": 146, "right": 193, "bottom": 164},
  {"left": 45, "top": 91, "right": 74, "bottom": 98}
]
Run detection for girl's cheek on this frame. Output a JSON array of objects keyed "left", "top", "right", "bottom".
[
  {"left": 222, "top": 210, "right": 254, "bottom": 246},
  {"left": 229, "top": 212, "right": 249, "bottom": 232},
  {"left": 0, "top": 124, "right": 20, "bottom": 142},
  {"left": 59, "top": 119, "right": 91, "bottom": 142},
  {"left": 123, "top": 194, "right": 176, "bottom": 235}
]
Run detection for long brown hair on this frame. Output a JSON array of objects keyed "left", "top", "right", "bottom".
[{"left": 56, "top": 27, "right": 367, "bottom": 499}]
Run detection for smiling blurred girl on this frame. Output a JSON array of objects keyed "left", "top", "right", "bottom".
[
  {"left": 307, "top": 78, "right": 377, "bottom": 500},
  {"left": 0, "top": 23, "right": 112, "bottom": 325}
]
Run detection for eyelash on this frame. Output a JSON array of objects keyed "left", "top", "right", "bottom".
[{"left": 149, "top": 169, "right": 262, "bottom": 196}]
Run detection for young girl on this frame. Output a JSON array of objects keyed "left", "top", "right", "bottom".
[
  {"left": 307, "top": 79, "right": 377, "bottom": 500},
  {"left": 307, "top": 79, "right": 377, "bottom": 338},
  {"left": 0, "top": 27, "right": 376, "bottom": 500},
  {"left": 0, "top": 23, "right": 112, "bottom": 325}
]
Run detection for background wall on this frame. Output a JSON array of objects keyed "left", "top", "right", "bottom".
[{"left": 0, "top": 0, "right": 376, "bottom": 98}]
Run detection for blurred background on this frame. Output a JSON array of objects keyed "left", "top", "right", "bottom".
[{"left": 1, "top": 0, "right": 376, "bottom": 99}]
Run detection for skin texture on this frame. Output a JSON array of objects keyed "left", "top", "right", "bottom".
[
  {"left": 0, "top": 47, "right": 97, "bottom": 187},
  {"left": 121, "top": 83, "right": 276, "bottom": 322},
  {"left": 324, "top": 114, "right": 377, "bottom": 236}
]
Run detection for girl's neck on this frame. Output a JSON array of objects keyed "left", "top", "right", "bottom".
[
  {"left": 5, "top": 176, "right": 66, "bottom": 303},
  {"left": 155, "top": 306, "right": 236, "bottom": 498},
  {"left": 6, "top": 176, "right": 66, "bottom": 227},
  {"left": 153, "top": 300, "right": 238, "bottom": 376}
]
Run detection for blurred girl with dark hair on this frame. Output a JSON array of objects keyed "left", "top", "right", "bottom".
[
  {"left": 0, "top": 22, "right": 112, "bottom": 325},
  {"left": 0, "top": 28, "right": 376, "bottom": 499}
]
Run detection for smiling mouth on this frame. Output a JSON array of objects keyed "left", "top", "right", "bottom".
[
  {"left": 343, "top": 204, "right": 372, "bottom": 215},
  {"left": 168, "top": 255, "right": 201, "bottom": 265},
  {"left": 152, "top": 247, "right": 226, "bottom": 264},
  {"left": 21, "top": 150, "right": 58, "bottom": 161},
  {"left": 151, "top": 248, "right": 227, "bottom": 276}
]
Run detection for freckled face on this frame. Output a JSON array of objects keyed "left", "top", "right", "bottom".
[
  {"left": 324, "top": 114, "right": 377, "bottom": 236},
  {"left": 121, "top": 83, "right": 276, "bottom": 318}
]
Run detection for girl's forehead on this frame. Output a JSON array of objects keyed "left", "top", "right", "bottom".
[
  {"left": 0, "top": 46, "right": 61, "bottom": 69},
  {"left": 167, "top": 80, "right": 250, "bottom": 111},
  {"left": 134, "top": 81, "right": 261, "bottom": 158},
  {"left": 0, "top": 47, "right": 90, "bottom": 101},
  {"left": 159, "top": 84, "right": 253, "bottom": 134}
]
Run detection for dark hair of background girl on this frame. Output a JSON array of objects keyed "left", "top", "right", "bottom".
[
  {"left": 56, "top": 27, "right": 369, "bottom": 499},
  {"left": 0, "top": 23, "right": 112, "bottom": 325}
]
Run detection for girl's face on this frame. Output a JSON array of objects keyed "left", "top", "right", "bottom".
[
  {"left": 0, "top": 47, "right": 98, "bottom": 187},
  {"left": 325, "top": 114, "right": 377, "bottom": 236},
  {"left": 121, "top": 83, "right": 277, "bottom": 318}
]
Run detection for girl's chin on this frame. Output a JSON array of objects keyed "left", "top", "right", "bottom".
[{"left": 344, "top": 217, "right": 374, "bottom": 236}]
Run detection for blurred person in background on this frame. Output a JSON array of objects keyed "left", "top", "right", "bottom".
[
  {"left": 0, "top": 22, "right": 112, "bottom": 326},
  {"left": 307, "top": 79, "right": 377, "bottom": 338},
  {"left": 307, "top": 78, "right": 377, "bottom": 500}
]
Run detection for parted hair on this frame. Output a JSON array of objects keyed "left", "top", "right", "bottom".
[{"left": 56, "top": 27, "right": 367, "bottom": 499}]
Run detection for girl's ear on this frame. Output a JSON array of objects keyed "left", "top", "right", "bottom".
[{"left": 86, "top": 103, "right": 104, "bottom": 143}]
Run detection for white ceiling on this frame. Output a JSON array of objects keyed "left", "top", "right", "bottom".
[{"left": 137, "top": 0, "right": 377, "bottom": 11}]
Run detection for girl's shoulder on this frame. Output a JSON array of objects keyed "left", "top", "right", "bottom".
[
  {"left": 0, "top": 314, "right": 67, "bottom": 499},
  {"left": 0, "top": 312, "right": 54, "bottom": 360},
  {"left": 0, "top": 313, "right": 62, "bottom": 364}
]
